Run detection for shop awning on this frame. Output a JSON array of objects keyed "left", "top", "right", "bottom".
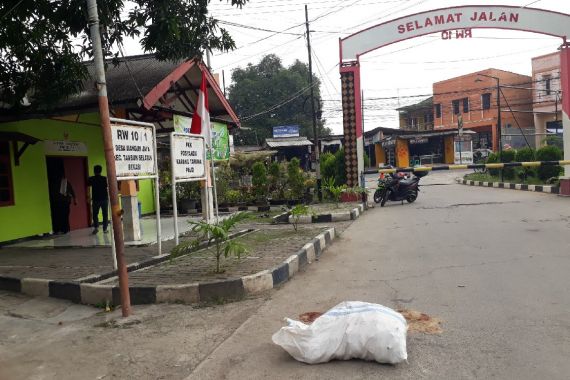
[{"left": 265, "top": 137, "right": 313, "bottom": 148}]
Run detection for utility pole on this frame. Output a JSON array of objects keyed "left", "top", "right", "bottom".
[
  {"left": 305, "top": 5, "right": 321, "bottom": 201},
  {"left": 496, "top": 77, "right": 503, "bottom": 182},
  {"left": 86, "top": 0, "right": 131, "bottom": 317}
]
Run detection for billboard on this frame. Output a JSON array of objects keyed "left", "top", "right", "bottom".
[{"left": 273, "top": 125, "right": 300, "bottom": 138}]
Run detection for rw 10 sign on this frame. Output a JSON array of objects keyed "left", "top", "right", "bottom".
[
  {"left": 111, "top": 124, "right": 156, "bottom": 178},
  {"left": 171, "top": 134, "right": 206, "bottom": 180}
]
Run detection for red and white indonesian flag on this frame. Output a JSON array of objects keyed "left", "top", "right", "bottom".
[{"left": 190, "top": 71, "right": 211, "bottom": 144}]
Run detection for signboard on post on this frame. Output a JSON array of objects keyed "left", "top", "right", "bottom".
[
  {"left": 171, "top": 134, "right": 206, "bottom": 180},
  {"left": 170, "top": 132, "right": 208, "bottom": 245},
  {"left": 111, "top": 124, "right": 156, "bottom": 178}
]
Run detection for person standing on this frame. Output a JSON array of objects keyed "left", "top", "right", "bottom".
[{"left": 88, "top": 165, "right": 108, "bottom": 234}]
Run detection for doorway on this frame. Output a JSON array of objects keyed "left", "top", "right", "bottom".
[{"left": 46, "top": 156, "right": 89, "bottom": 232}]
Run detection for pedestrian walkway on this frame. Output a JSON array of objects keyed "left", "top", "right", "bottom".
[{"left": 6, "top": 216, "right": 197, "bottom": 249}]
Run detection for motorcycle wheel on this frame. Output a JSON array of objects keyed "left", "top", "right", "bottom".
[
  {"left": 373, "top": 189, "right": 383, "bottom": 204},
  {"left": 380, "top": 190, "right": 388, "bottom": 207},
  {"left": 406, "top": 191, "right": 418, "bottom": 203}
]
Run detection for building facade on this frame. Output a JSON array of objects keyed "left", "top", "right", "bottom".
[
  {"left": 532, "top": 51, "right": 562, "bottom": 148},
  {"left": 0, "top": 55, "right": 239, "bottom": 244},
  {"left": 433, "top": 68, "right": 534, "bottom": 151},
  {"left": 397, "top": 97, "right": 434, "bottom": 131}
]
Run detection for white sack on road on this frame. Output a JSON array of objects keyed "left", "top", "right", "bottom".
[{"left": 272, "top": 301, "right": 407, "bottom": 364}]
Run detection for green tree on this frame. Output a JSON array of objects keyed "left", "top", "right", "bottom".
[
  {"left": 0, "top": 0, "right": 248, "bottom": 111},
  {"left": 515, "top": 147, "right": 536, "bottom": 182},
  {"left": 228, "top": 54, "right": 331, "bottom": 145}
]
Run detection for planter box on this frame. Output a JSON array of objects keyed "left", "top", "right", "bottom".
[{"left": 340, "top": 192, "right": 360, "bottom": 202}]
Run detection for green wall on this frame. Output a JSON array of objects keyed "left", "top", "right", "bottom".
[{"left": 0, "top": 114, "right": 156, "bottom": 243}]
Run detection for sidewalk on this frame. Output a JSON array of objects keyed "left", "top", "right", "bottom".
[{"left": 6, "top": 216, "right": 197, "bottom": 249}]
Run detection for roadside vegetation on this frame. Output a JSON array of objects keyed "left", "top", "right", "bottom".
[{"left": 465, "top": 144, "right": 563, "bottom": 185}]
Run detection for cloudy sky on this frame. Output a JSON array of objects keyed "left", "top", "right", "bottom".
[{"left": 123, "top": 0, "right": 569, "bottom": 134}]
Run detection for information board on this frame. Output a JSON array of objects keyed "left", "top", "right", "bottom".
[
  {"left": 111, "top": 124, "right": 156, "bottom": 178},
  {"left": 172, "top": 134, "right": 206, "bottom": 180}
]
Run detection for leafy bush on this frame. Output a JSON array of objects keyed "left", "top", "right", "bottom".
[
  {"left": 486, "top": 152, "right": 500, "bottom": 177},
  {"left": 536, "top": 145, "right": 563, "bottom": 180},
  {"left": 515, "top": 147, "right": 536, "bottom": 182},
  {"left": 542, "top": 135, "right": 563, "bottom": 150},
  {"left": 320, "top": 152, "right": 336, "bottom": 181},
  {"left": 225, "top": 189, "right": 242, "bottom": 204},
  {"left": 334, "top": 149, "right": 347, "bottom": 185},
  {"left": 323, "top": 177, "right": 345, "bottom": 207},
  {"left": 172, "top": 212, "right": 250, "bottom": 273},
  {"left": 499, "top": 150, "right": 516, "bottom": 179},
  {"left": 268, "top": 161, "right": 287, "bottom": 199},
  {"left": 290, "top": 204, "right": 310, "bottom": 232},
  {"left": 252, "top": 161, "right": 268, "bottom": 201},
  {"left": 287, "top": 158, "right": 305, "bottom": 199}
]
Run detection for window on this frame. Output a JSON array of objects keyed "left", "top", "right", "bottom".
[
  {"left": 462, "top": 98, "right": 469, "bottom": 113},
  {"left": 0, "top": 142, "right": 14, "bottom": 206},
  {"left": 424, "top": 113, "right": 433, "bottom": 124},
  {"left": 482, "top": 93, "right": 491, "bottom": 110},
  {"left": 544, "top": 75, "right": 552, "bottom": 96},
  {"left": 452, "top": 100, "right": 460, "bottom": 115},
  {"left": 434, "top": 104, "right": 441, "bottom": 118}
]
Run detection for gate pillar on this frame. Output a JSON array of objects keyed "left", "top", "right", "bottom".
[
  {"left": 340, "top": 62, "right": 364, "bottom": 187},
  {"left": 560, "top": 43, "right": 570, "bottom": 195}
]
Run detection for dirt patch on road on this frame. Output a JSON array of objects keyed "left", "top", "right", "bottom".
[{"left": 398, "top": 308, "right": 443, "bottom": 334}]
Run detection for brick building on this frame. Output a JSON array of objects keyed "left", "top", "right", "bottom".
[
  {"left": 531, "top": 51, "right": 562, "bottom": 148},
  {"left": 433, "top": 68, "right": 534, "bottom": 151}
]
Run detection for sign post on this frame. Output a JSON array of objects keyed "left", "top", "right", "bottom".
[
  {"left": 110, "top": 118, "right": 161, "bottom": 255},
  {"left": 170, "top": 133, "right": 207, "bottom": 245}
]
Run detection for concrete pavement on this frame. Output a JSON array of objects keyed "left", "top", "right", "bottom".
[{"left": 187, "top": 174, "right": 570, "bottom": 379}]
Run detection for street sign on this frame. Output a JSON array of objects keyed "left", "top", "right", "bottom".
[
  {"left": 111, "top": 123, "right": 156, "bottom": 178},
  {"left": 171, "top": 134, "right": 206, "bottom": 180}
]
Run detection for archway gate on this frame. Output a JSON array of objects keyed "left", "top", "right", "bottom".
[{"left": 339, "top": 5, "right": 570, "bottom": 188}]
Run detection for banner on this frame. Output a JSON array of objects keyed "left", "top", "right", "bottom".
[
  {"left": 173, "top": 115, "right": 192, "bottom": 134},
  {"left": 208, "top": 122, "right": 230, "bottom": 161},
  {"left": 111, "top": 124, "right": 156, "bottom": 178}
]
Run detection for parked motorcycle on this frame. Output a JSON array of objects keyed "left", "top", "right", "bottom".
[{"left": 373, "top": 169, "right": 428, "bottom": 207}]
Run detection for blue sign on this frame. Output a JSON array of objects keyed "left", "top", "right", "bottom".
[{"left": 273, "top": 125, "right": 300, "bottom": 138}]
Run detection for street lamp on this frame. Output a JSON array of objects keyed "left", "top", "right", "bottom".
[{"left": 476, "top": 73, "right": 503, "bottom": 182}]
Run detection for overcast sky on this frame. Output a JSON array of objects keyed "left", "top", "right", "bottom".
[{"left": 123, "top": 0, "right": 569, "bottom": 134}]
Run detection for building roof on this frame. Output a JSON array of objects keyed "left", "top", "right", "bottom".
[
  {"left": 396, "top": 97, "right": 433, "bottom": 112},
  {"left": 265, "top": 137, "right": 313, "bottom": 148},
  {"left": 0, "top": 54, "right": 240, "bottom": 127}
]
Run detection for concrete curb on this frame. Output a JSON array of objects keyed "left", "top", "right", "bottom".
[
  {"left": 286, "top": 204, "right": 365, "bottom": 224},
  {"left": 457, "top": 178, "right": 559, "bottom": 194},
  {"left": 0, "top": 228, "right": 337, "bottom": 306}
]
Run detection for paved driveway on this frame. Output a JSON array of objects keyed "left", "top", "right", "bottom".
[{"left": 187, "top": 173, "right": 570, "bottom": 379}]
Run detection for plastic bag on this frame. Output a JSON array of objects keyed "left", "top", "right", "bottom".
[{"left": 272, "top": 301, "right": 407, "bottom": 364}]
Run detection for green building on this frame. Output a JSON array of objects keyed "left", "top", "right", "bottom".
[{"left": 0, "top": 55, "right": 239, "bottom": 244}]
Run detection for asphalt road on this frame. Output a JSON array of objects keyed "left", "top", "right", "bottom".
[{"left": 188, "top": 172, "right": 570, "bottom": 379}]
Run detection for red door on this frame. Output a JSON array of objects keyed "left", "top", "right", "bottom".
[{"left": 63, "top": 157, "right": 89, "bottom": 230}]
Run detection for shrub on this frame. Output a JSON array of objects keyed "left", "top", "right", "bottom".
[
  {"left": 486, "top": 152, "right": 500, "bottom": 177},
  {"left": 320, "top": 152, "right": 336, "bottom": 181},
  {"left": 333, "top": 148, "right": 347, "bottom": 186},
  {"left": 287, "top": 158, "right": 305, "bottom": 199},
  {"left": 536, "top": 145, "right": 563, "bottom": 180},
  {"left": 290, "top": 204, "right": 310, "bottom": 232},
  {"left": 252, "top": 161, "right": 268, "bottom": 201},
  {"left": 515, "top": 147, "right": 536, "bottom": 181},
  {"left": 499, "top": 150, "right": 516, "bottom": 179}
]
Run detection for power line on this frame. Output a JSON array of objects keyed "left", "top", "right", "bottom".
[{"left": 1, "top": 0, "right": 24, "bottom": 20}]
